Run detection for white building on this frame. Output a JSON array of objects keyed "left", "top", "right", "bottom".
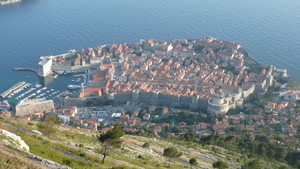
[{"left": 38, "top": 56, "right": 53, "bottom": 77}]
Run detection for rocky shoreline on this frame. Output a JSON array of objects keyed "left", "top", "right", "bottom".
[{"left": 0, "top": 0, "right": 22, "bottom": 6}]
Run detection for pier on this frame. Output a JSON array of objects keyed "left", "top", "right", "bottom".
[
  {"left": 0, "top": 81, "right": 26, "bottom": 98},
  {"left": 13, "top": 67, "right": 38, "bottom": 74}
]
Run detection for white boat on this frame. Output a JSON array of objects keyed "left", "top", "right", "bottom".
[{"left": 68, "top": 85, "right": 81, "bottom": 90}]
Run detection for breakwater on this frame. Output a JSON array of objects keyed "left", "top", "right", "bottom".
[
  {"left": 14, "top": 67, "right": 38, "bottom": 74},
  {"left": 0, "top": 81, "right": 26, "bottom": 98}
]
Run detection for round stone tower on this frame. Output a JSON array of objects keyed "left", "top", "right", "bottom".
[{"left": 207, "top": 93, "right": 229, "bottom": 115}]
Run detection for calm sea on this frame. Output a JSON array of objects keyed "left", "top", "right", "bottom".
[{"left": 0, "top": 0, "right": 300, "bottom": 92}]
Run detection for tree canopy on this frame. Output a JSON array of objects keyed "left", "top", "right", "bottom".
[
  {"left": 189, "top": 158, "right": 197, "bottom": 169},
  {"left": 163, "top": 147, "right": 182, "bottom": 166},
  {"left": 97, "top": 124, "right": 124, "bottom": 163},
  {"left": 241, "top": 159, "right": 260, "bottom": 169},
  {"left": 37, "top": 115, "right": 61, "bottom": 137},
  {"left": 212, "top": 160, "right": 228, "bottom": 169}
]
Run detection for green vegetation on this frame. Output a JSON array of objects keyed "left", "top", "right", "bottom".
[
  {"left": 0, "top": 155, "right": 35, "bottom": 169},
  {"left": 86, "top": 98, "right": 115, "bottom": 107},
  {"left": 37, "top": 115, "right": 61, "bottom": 137},
  {"left": 97, "top": 123, "right": 124, "bottom": 163},
  {"left": 21, "top": 134, "right": 96, "bottom": 168},
  {"left": 163, "top": 147, "right": 182, "bottom": 166},
  {"left": 285, "top": 151, "right": 300, "bottom": 169},
  {"left": 151, "top": 110, "right": 210, "bottom": 125},
  {"left": 142, "top": 142, "right": 150, "bottom": 148},
  {"left": 241, "top": 159, "right": 261, "bottom": 169},
  {"left": 243, "top": 51, "right": 263, "bottom": 74},
  {"left": 212, "top": 160, "right": 228, "bottom": 169},
  {"left": 189, "top": 157, "right": 197, "bottom": 169},
  {"left": 200, "top": 134, "right": 299, "bottom": 169},
  {"left": 247, "top": 93, "right": 264, "bottom": 108},
  {"left": 1, "top": 117, "right": 298, "bottom": 169}
]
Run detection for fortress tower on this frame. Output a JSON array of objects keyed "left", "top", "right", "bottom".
[
  {"left": 207, "top": 93, "right": 229, "bottom": 115},
  {"left": 38, "top": 56, "right": 53, "bottom": 77}
]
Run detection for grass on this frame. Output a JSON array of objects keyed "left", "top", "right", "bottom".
[
  {"left": 20, "top": 134, "right": 97, "bottom": 169},
  {"left": 0, "top": 156, "right": 36, "bottom": 169},
  {"left": 52, "top": 127, "right": 99, "bottom": 148},
  {"left": 1, "top": 117, "right": 294, "bottom": 169}
]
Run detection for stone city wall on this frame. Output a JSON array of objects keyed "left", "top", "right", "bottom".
[{"left": 16, "top": 100, "right": 54, "bottom": 116}]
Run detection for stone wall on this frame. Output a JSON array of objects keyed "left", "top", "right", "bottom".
[
  {"left": 16, "top": 100, "right": 54, "bottom": 116},
  {"left": 63, "top": 96, "right": 106, "bottom": 107},
  {"left": 114, "top": 92, "right": 133, "bottom": 103},
  {"left": 62, "top": 91, "right": 210, "bottom": 112}
]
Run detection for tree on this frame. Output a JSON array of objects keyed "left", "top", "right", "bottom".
[
  {"left": 189, "top": 158, "right": 197, "bottom": 169},
  {"left": 274, "top": 148, "right": 287, "bottom": 162},
  {"left": 257, "top": 143, "right": 266, "bottom": 156},
  {"left": 212, "top": 160, "right": 228, "bottom": 169},
  {"left": 163, "top": 147, "right": 182, "bottom": 166},
  {"left": 255, "top": 135, "right": 269, "bottom": 142},
  {"left": 142, "top": 142, "right": 150, "bottom": 148},
  {"left": 97, "top": 124, "right": 124, "bottom": 163},
  {"left": 183, "top": 132, "right": 195, "bottom": 142},
  {"left": 241, "top": 159, "right": 260, "bottom": 169},
  {"left": 285, "top": 151, "right": 300, "bottom": 169},
  {"left": 37, "top": 115, "right": 60, "bottom": 137},
  {"left": 183, "top": 132, "right": 195, "bottom": 151}
]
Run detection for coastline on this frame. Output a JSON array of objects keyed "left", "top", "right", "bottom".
[{"left": 0, "top": 0, "right": 22, "bottom": 6}]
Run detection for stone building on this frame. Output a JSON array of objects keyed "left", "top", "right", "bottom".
[{"left": 15, "top": 99, "right": 54, "bottom": 116}]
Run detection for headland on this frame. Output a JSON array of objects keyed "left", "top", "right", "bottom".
[{"left": 23, "top": 37, "right": 288, "bottom": 115}]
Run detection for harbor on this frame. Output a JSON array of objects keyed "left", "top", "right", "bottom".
[
  {"left": 0, "top": 71, "right": 88, "bottom": 106},
  {"left": 0, "top": 81, "right": 26, "bottom": 98},
  {"left": 0, "top": 81, "right": 60, "bottom": 102}
]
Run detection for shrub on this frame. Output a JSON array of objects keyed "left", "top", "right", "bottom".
[
  {"left": 142, "top": 142, "right": 150, "bottom": 148},
  {"left": 27, "top": 122, "right": 34, "bottom": 126}
]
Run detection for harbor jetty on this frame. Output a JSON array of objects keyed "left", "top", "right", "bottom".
[
  {"left": 13, "top": 67, "right": 38, "bottom": 74},
  {"left": 0, "top": 81, "right": 26, "bottom": 98}
]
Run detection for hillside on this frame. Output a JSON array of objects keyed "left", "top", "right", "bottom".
[{"left": 0, "top": 117, "right": 294, "bottom": 169}]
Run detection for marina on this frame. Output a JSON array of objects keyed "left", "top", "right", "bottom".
[
  {"left": 0, "top": 71, "right": 88, "bottom": 105},
  {"left": 0, "top": 81, "right": 26, "bottom": 98},
  {"left": 3, "top": 82, "right": 62, "bottom": 103}
]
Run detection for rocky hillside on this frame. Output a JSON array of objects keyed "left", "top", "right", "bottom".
[{"left": 0, "top": 118, "right": 293, "bottom": 169}]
